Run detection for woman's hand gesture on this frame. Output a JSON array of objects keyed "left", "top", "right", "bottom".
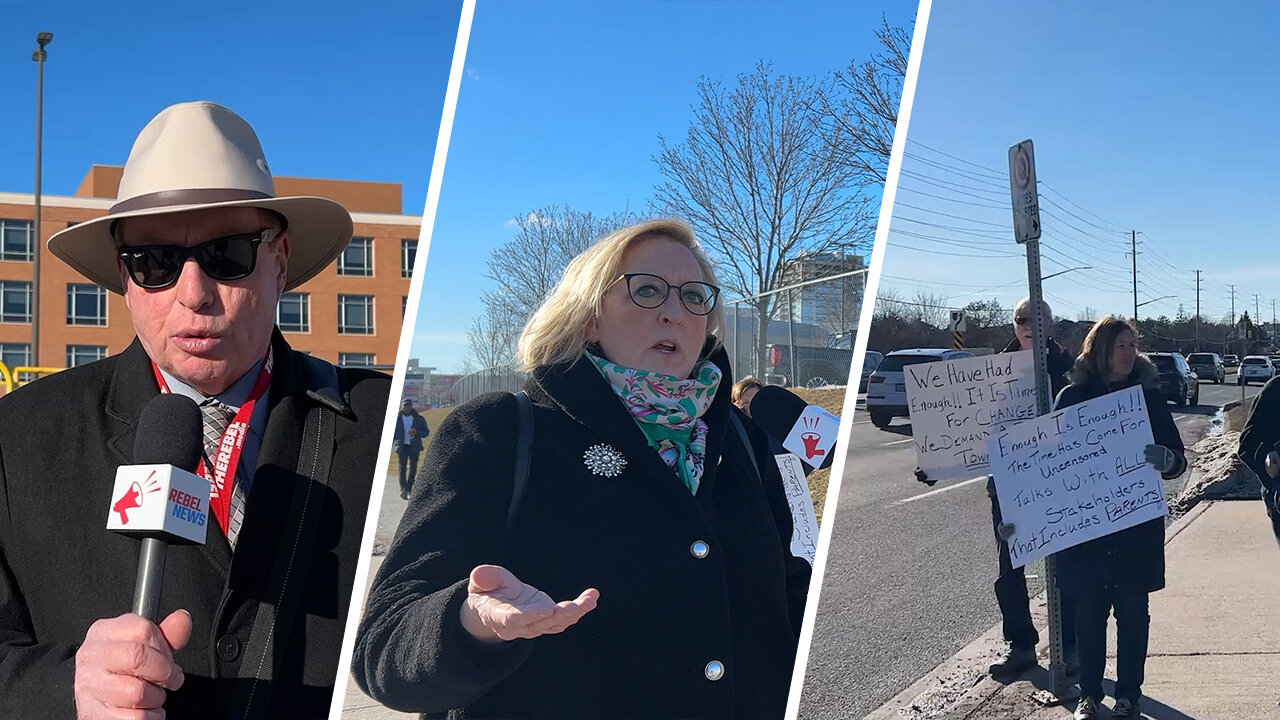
[{"left": 459, "top": 564, "right": 599, "bottom": 644}]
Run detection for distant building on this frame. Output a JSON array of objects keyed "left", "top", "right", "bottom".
[
  {"left": 0, "top": 165, "right": 420, "bottom": 379},
  {"left": 778, "top": 251, "right": 866, "bottom": 333}
]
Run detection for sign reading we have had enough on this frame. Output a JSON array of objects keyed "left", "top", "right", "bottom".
[
  {"left": 906, "top": 351, "right": 1038, "bottom": 481},
  {"left": 988, "top": 384, "right": 1165, "bottom": 568}
]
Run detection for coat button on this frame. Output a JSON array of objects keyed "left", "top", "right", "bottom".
[
  {"left": 704, "top": 660, "right": 725, "bottom": 681},
  {"left": 216, "top": 635, "right": 241, "bottom": 662},
  {"left": 690, "top": 540, "right": 710, "bottom": 559}
]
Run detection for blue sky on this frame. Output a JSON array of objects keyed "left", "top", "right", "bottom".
[
  {"left": 414, "top": 0, "right": 918, "bottom": 374},
  {"left": 0, "top": 1, "right": 461, "bottom": 212},
  {"left": 883, "top": 0, "right": 1280, "bottom": 329}
]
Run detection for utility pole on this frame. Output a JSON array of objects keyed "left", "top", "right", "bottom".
[
  {"left": 1256, "top": 294, "right": 1262, "bottom": 327},
  {"left": 1195, "top": 270, "right": 1201, "bottom": 351},
  {"left": 1131, "top": 230, "right": 1138, "bottom": 321},
  {"left": 1229, "top": 284, "right": 1237, "bottom": 357}
]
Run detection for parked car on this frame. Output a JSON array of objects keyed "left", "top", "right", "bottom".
[
  {"left": 1223, "top": 354, "right": 1240, "bottom": 368},
  {"left": 1239, "top": 355, "right": 1277, "bottom": 386},
  {"left": 865, "top": 348, "right": 974, "bottom": 429},
  {"left": 765, "top": 343, "right": 855, "bottom": 388},
  {"left": 1186, "top": 352, "right": 1225, "bottom": 384},
  {"left": 859, "top": 350, "right": 884, "bottom": 393},
  {"left": 1146, "top": 352, "right": 1199, "bottom": 407}
]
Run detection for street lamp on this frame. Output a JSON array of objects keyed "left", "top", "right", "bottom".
[
  {"left": 31, "top": 31, "right": 52, "bottom": 368},
  {"left": 1134, "top": 295, "right": 1175, "bottom": 321},
  {"left": 1043, "top": 266, "right": 1092, "bottom": 281}
]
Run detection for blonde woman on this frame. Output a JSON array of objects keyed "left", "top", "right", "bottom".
[{"left": 354, "top": 220, "right": 809, "bottom": 719}]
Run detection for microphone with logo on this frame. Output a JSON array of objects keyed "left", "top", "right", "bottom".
[
  {"left": 105, "top": 394, "right": 208, "bottom": 621},
  {"left": 749, "top": 385, "right": 841, "bottom": 471}
]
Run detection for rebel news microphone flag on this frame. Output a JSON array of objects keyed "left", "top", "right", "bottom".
[
  {"left": 105, "top": 394, "right": 207, "bottom": 622},
  {"left": 750, "top": 385, "right": 842, "bottom": 471}
]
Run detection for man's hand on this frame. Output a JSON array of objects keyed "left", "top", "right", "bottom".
[
  {"left": 1144, "top": 444, "right": 1178, "bottom": 474},
  {"left": 913, "top": 467, "right": 936, "bottom": 487},
  {"left": 74, "top": 610, "right": 191, "bottom": 720},
  {"left": 459, "top": 565, "right": 598, "bottom": 644},
  {"left": 996, "top": 522, "right": 1017, "bottom": 542}
]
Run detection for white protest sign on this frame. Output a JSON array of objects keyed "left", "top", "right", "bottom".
[
  {"left": 781, "top": 405, "right": 840, "bottom": 469},
  {"left": 905, "top": 351, "right": 1039, "bottom": 482},
  {"left": 987, "top": 384, "right": 1165, "bottom": 568},
  {"left": 775, "top": 453, "right": 818, "bottom": 564}
]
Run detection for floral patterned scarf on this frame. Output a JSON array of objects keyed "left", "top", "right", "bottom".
[{"left": 586, "top": 351, "right": 722, "bottom": 494}]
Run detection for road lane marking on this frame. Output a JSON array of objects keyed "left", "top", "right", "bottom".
[
  {"left": 879, "top": 438, "right": 914, "bottom": 447},
  {"left": 892, "top": 475, "right": 987, "bottom": 506}
]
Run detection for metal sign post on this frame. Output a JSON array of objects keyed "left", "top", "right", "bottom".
[{"left": 1008, "top": 139, "right": 1069, "bottom": 702}]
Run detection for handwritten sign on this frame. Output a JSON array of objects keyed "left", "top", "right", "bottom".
[
  {"left": 776, "top": 453, "right": 818, "bottom": 564},
  {"left": 987, "top": 385, "right": 1165, "bottom": 568},
  {"left": 905, "top": 351, "right": 1038, "bottom": 481}
]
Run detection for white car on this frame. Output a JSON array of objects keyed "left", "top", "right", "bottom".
[
  {"left": 1238, "top": 355, "right": 1275, "bottom": 386},
  {"left": 865, "top": 348, "right": 975, "bottom": 429}
]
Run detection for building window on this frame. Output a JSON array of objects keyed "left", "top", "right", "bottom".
[
  {"left": 338, "top": 237, "right": 373, "bottom": 277},
  {"left": 276, "top": 292, "right": 310, "bottom": 333},
  {"left": 67, "top": 284, "right": 107, "bottom": 326},
  {"left": 0, "top": 281, "right": 32, "bottom": 323},
  {"left": 0, "top": 343, "right": 30, "bottom": 369},
  {"left": 1, "top": 220, "right": 34, "bottom": 262},
  {"left": 66, "top": 345, "right": 108, "bottom": 368},
  {"left": 401, "top": 239, "right": 417, "bottom": 278},
  {"left": 339, "top": 353, "right": 375, "bottom": 366},
  {"left": 338, "top": 295, "right": 374, "bottom": 334}
]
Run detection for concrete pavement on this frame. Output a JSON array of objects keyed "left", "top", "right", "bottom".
[{"left": 859, "top": 499, "right": 1280, "bottom": 720}]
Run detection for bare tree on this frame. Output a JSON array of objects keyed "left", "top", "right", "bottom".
[
  {"left": 912, "top": 291, "right": 949, "bottom": 328},
  {"left": 653, "top": 61, "right": 880, "bottom": 376},
  {"left": 1077, "top": 306, "right": 1100, "bottom": 322},
  {"left": 464, "top": 205, "right": 639, "bottom": 369},
  {"left": 872, "top": 286, "right": 907, "bottom": 321},
  {"left": 816, "top": 17, "right": 910, "bottom": 185}
]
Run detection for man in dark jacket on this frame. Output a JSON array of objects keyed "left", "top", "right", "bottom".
[
  {"left": 393, "top": 398, "right": 431, "bottom": 498},
  {"left": 986, "top": 298, "right": 1078, "bottom": 679},
  {"left": 913, "top": 298, "right": 1077, "bottom": 679},
  {"left": 0, "top": 102, "right": 388, "bottom": 719}
]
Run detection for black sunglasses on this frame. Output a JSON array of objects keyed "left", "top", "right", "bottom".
[
  {"left": 118, "top": 228, "right": 278, "bottom": 290},
  {"left": 608, "top": 273, "right": 720, "bottom": 316}
]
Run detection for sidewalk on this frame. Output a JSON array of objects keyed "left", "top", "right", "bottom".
[{"left": 867, "top": 499, "right": 1280, "bottom": 720}]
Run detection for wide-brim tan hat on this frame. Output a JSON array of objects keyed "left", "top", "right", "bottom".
[{"left": 48, "top": 101, "right": 353, "bottom": 295}]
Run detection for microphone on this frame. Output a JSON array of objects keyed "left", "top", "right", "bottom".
[
  {"left": 749, "top": 385, "right": 841, "bottom": 470},
  {"left": 105, "top": 394, "right": 207, "bottom": 621}
]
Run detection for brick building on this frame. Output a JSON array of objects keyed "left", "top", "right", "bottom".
[{"left": 0, "top": 166, "right": 420, "bottom": 382}]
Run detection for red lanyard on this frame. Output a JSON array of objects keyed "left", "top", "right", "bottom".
[{"left": 151, "top": 347, "right": 273, "bottom": 533}]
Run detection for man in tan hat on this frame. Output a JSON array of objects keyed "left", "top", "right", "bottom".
[{"left": 0, "top": 102, "right": 389, "bottom": 719}]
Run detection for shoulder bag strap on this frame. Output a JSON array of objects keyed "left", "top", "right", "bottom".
[{"left": 506, "top": 390, "right": 533, "bottom": 532}]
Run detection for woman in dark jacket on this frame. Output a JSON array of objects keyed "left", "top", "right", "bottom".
[
  {"left": 1049, "top": 315, "right": 1186, "bottom": 720},
  {"left": 352, "top": 219, "right": 810, "bottom": 719}
]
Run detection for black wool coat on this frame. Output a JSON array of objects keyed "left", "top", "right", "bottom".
[
  {"left": 1238, "top": 375, "right": 1280, "bottom": 494},
  {"left": 353, "top": 348, "right": 811, "bottom": 720},
  {"left": 1050, "top": 356, "right": 1186, "bottom": 596},
  {"left": 0, "top": 332, "right": 388, "bottom": 719}
]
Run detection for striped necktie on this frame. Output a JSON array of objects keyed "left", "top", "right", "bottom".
[{"left": 200, "top": 400, "right": 247, "bottom": 548}]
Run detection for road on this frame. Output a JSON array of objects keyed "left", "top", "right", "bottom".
[{"left": 797, "top": 370, "right": 1259, "bottom": 719}]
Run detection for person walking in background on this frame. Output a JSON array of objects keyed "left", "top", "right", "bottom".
[
  {"left": 353, "top": 219, "right": 808, "bottom": 719},
  {"left": 394, "top": 397, "right": 430, "bottom": 499},
  {"left": 1047, "top": 315, "right": 1185, "bottom": 720}
]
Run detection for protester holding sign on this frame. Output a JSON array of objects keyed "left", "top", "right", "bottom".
[
  {"left": 1237, "top": 377, "right": 1280, "bottom": 544},
  {"left": 1046, "top": 316, "right": 1185, "bottom": 720}
]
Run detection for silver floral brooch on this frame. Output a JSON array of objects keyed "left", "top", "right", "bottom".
[{"left": 583, "top": 443, "right": 627, "bottom": 477}]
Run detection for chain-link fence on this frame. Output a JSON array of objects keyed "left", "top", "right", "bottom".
[
  {"left": 449, "top": 366, "right": 530, "bottom": 407},
  {"left": 724, "top": 261, "right": 868, "bottom": 388}
]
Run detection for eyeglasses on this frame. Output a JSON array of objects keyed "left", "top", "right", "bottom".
[
  {"left": 608, "top": 273, "right": 720, "bottom": 316},
  {"left": 118, "top": 228, "right": 278, "bottom": 289}
]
